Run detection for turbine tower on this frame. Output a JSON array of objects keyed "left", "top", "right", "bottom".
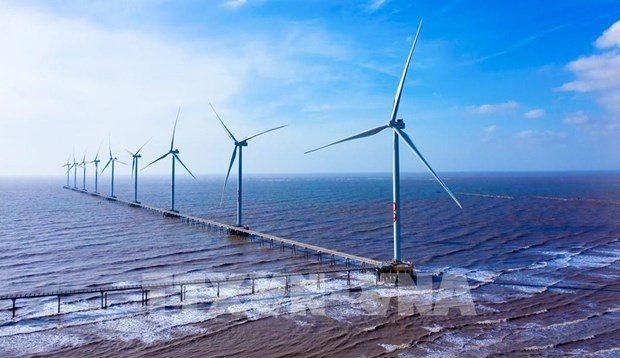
[
  {"left": 91, "top": 150, "right": 101, "bottom": 194},
  {"left": 62, "top": 156, "right": 72, "bottom": 187},
  {"left": 72, "top": 153, "right": 78, "bottom": 189},
  {"left": 102, "top": 140, "right": 125, "bottom": 198},
  {"left": 79, "top": 154, "right": 88, "bottom": 191},
  {"left": 306, "top": 19, "right": 461, "bottom": 266},
  {"left": 128, "top": 141, "right": 149, "bottom": 203},
  {"left": 144, "top": 107, "right": 195, "bottom": 212},
  {"left": 210, "top": 103, "right": 286, "bottom": 227}
]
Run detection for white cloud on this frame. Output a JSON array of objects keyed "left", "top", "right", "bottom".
[
  {"left": 515, "top": 130, "right": 567, "bottom": 140},
  {"left": 563, "top": 110, "right": 589, "bottom": 125},
  {"left": 523, "top": 109, "right": 544, "bottom": 119},
  {"left": 595, "top": 20, "right": 620, "bottom": 49},
  {"left": 366, "top": 0, "right": 388, "bottom": 13},
  {"left": 468, "top": 101, "right": 518, "bottom": 114},
  {"left": 0, "top": 4, "right": 358, "bottom": 176},
  {"left": 560, "top": 20, "right": 620, "bottom": 115},
  {"left": 482, "top": 125, "right": 497, "bottom": 142},
  {"left": 223, "top": 0, "right": 248, "bottom": 9}
]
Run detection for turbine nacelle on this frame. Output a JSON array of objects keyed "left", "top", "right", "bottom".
[{"left": 389, "top": 119, "right": 405, "bottom": 129}]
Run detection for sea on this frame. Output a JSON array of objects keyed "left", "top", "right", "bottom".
[{"left": 0, "top": 172, "right": 619, "bottom": 357}]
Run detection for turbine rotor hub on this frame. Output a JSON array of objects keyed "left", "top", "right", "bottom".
[{"left": 391, "top": 119, "right": 405, "bottom": 129}]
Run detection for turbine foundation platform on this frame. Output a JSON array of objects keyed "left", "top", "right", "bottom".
[
  {"left": 164, "top": 210, "right": 180, "bottom": 218},
  {"left": 377, "top": 260, "right": 416, "bottom": 285},
  {"left": 228, "top": 226, "right": 250, "bottom": 237}
]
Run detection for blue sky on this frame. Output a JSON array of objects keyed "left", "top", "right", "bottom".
[{"left": 1, "top": 0, "right": 619, "bottom": 176}]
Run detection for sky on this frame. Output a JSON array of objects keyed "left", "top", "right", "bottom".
[{"left": 1, "top": 0, "right": 619, "bottom": 177}]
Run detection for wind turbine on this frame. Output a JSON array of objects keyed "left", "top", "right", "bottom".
[
  {"left": 72, "top": 153, "right": 78, "bottom": 189},
  {"left": 127, "top": 140, "right": 149, "bottom": 203},
  {"left": 144, "top": 107, "right": 195, "bottom": 212},
  {"left": 91, "top": 149, "right": 101, "bottom": 194},
  {"left": 305, "top": 19, "right": 461, "bottom": 265},
  {"left": 101, "top": 139, "right": 126, "bottom": 198},
  {"left": 62, "top": 156, "right": 72, "bottom": 187},
  {"left": 210, "top": 103, "right": 287, "bottom": 227},
  {"left": 79, "top": 154, "right": 88, "bottom": 191}
]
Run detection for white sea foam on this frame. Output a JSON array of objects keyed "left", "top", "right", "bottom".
[
  {"left": 0, "top": 331, "right": 85, "bottom": 356},
  {"left": 422, "top": 324, "right": 443, "bottom": 333},
  {"left": 569, "top": 254, "right": 619, "bottom": 269},
  {"left": 541, "top": 317, "right": 589, "bottom": 330},
  {"left": 523, "top": 343, "right": 555, "bottom": 351},
  {"left": 476, "top": 318, "right": 507, "bottom": 325},
  {"left": 379, "top": 343, "right": 409, "bottom": 353},
  {"left": 585, "top": 346, "right": 620, "bottom": 356}
]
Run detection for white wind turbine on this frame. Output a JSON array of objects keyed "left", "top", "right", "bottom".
[
  {"left": 306, "top": 19, "right": 461, "bottom": 264},
  {"left": 144, "top": 107, "right": 195, "bottom": 212},
  {"left": 101, "top": 139, "right": 126, "bottom": 198},
  {"left": 210, "top": 103, "right": 287, "bottom": 227},
  {"left": 91, "top": 149, "right": 101, "bottom": 194},
  {"left": 127, "top": 140, "right": 149, "bottom": 204},
  {"left": 62, "top": 156, "right": 72, "bottom": 187},
  {"left": 72, "top": 153, "right": 78, "bottom": 189},
  {"left": 79, "top": 154, "right": 88, "bottom": 191}
]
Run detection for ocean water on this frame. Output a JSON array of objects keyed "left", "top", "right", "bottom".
[{"left": 0, "top": 172, "right": 619, "bottom": 357}]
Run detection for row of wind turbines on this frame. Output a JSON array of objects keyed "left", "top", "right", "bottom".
[
  {"left": 62, "top": 19, "right": 461, "bottom": 264},
  {"left": 63, "top": 105, "right": 284, "bottom": 228}
]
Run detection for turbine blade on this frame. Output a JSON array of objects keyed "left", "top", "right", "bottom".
[
  {"left": 209, "top": 103, "right": 237, "bottom": 143},
  {"left": 171, "top": 106, "right": 181, "bottom": 150},
  {"left": 220, "top": 146, "right": 238, "bottom": 205},
  {"left": 174, "top": 154, "right": 196, "bottom": 179},
  {"left": 394, "top": 127, "right": 462, "bottom": 208},
  {"left": 244, "top": 125, "right": 288, "bottom": 141},
  {"left": 95, "top": 141, "right": 102, "bottom": 161},
  {"left": 101, "top": 158, "right": 112, "bottom": 173},
  {"left": 305, "top": 125, "right": 389, "bottom": 154},
  {"left": 389, "top": 19, "right": 423, "bottom": 123},
  {"left": 143, "top": 152, "right": 170, "bottom": 170},
  {"left": 136, "top": 138, "right": 151, "bottom": 155},
  {"left": 116, "top": 159, "right": 128, "bottom": 166}
]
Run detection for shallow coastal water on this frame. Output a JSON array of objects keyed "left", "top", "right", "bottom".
[{"left": 0, "top": 172, "right": 619, "bottom": 356}]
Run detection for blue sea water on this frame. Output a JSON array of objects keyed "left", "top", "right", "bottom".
[{"left": 0, "top": 172, "right": 619, "bottom": 356}]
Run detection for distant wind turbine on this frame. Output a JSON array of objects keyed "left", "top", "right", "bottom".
[
  {"left": 127, "top": 140, "right": 149, "bottom": 203},
  {"left": 91, "top": 149, "right": 101, "bottom": 193},
  {"left": 305, "top": 19, "right": 461, "bottom": 264},
  {"left": 210, "top": 103, "right": 287, "bottom": 227},
  {"left": 79, "top": 154, "right": 88, "bottom": 191},
  {"left": 144, "top": 107, "right": 195, "bottom": 212},
  {"left": 72, "top": 153, "right": 78, "bottom": 189},
  {"left": 62, "top": 156, "right": 72, "bottom": 187},
  {"left": 101, "top": 139, "right": 126, "bottom": 198}
]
